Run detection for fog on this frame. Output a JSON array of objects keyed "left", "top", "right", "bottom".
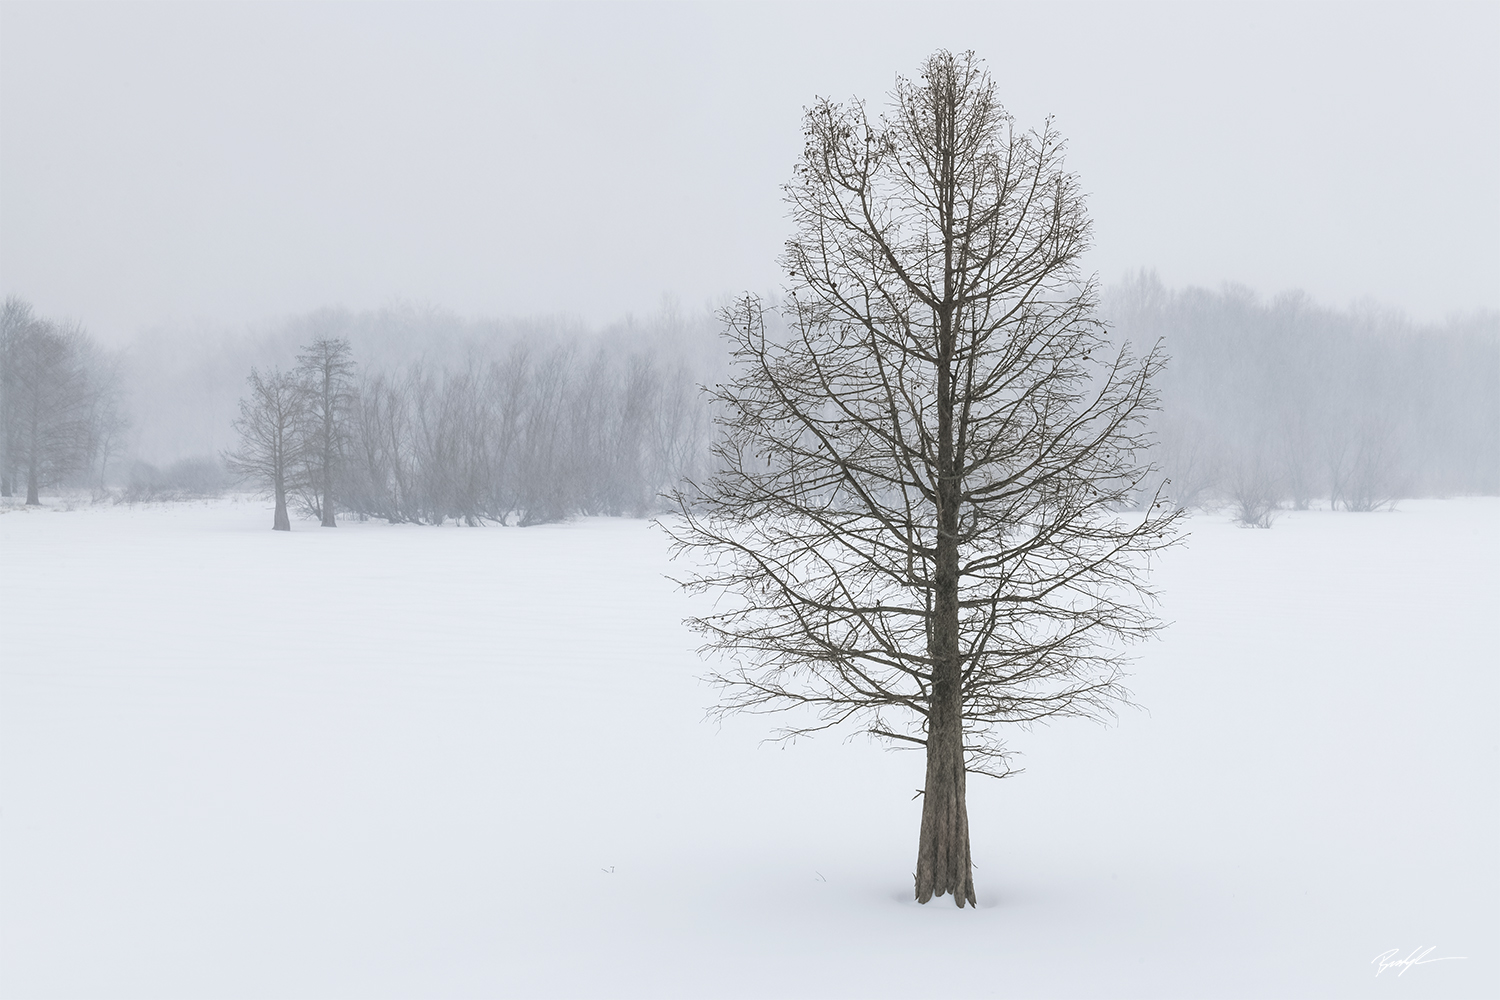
[
  {"left": 3, "top": 10, "right": 1498, "bottom": 994},
  {"left": 1106, "top": 275, "right": 1498, "bottom": 517},
  {"left": 3, "top": 2, "right": 1497, "bottom": 344}
]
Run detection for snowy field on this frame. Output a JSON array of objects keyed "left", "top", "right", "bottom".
[{"left": 2, "top": 496, "right": 1495, "bottom": 999}]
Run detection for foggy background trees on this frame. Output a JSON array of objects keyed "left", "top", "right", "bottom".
[
  {"left": 338, "top": 341, "right": 710, "bottom": 526},
  {"left": 295, "top": 338, "right": 357, "bottom": 527},
  {"left": 4, "top": 287, "right": 1495, "bottom": 525},
  {"left": 1106, "top": 273, "right": 1499, "bottom": 525},
  {"left": 0, "top": 296, "right": 127, "bottom": 504},
  {"left": 342, "top": 343, "right": 709, "bottom": 526},
  {"left": 223, "top": 367, "right": 304, "bottom": 530},
  {"left": 219, "top": 308, "right": 716, "bottom": 528}
]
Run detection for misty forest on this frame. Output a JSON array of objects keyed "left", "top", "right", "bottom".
[
  {"left": 3, "top": 13, "right": 1497, "bottom": 1000},
  {"left": 4, "top": 275, "right": 1493, "bottom": 524}
]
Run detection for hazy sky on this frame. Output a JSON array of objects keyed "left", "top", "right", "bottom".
[{"left": 2, "top": 1, "right": 1496, "bottom": 343}]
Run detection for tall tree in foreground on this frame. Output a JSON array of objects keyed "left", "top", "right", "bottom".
[
  {"left": 296, "top": 337, "right": 356, "bottom": 527},
  {"left": 224, "top": 367, "right": 305, "bottom": 530},
  {"left": 667, "top": 51, "right": 1183, "bottom": 907}
]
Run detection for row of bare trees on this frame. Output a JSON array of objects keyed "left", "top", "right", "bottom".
[
  {"left": 1104, "top": 275, "right": 1499, "bottom": 526},
  {"left": 0, "top": 297, "right": 128, "bottom": 504},
  {"left": 224, "top": 337, "right": 369, "bottom": 529},
  {"left": 347, "top": 344, "right": 706, "bottom": 526},
  {"left": 227, "top": 334, "right": 710, "bottom": 529}
]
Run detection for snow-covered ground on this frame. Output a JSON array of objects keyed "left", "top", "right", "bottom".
[{"left": 2, "top": 496, "right": 1495, "bottom": 999}]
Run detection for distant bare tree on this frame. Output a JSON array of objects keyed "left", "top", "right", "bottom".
[
  {"left": 347, "top": 370, "right": 415, "bottom": 523},
  {"left": 224, "top": 367, "right": 305, "bottom": 530},
  {"left": 407, "top": 360, "right": 494, "bottom": 526},
  {"left": 295, "top": 337, "right": 356, "bottom": 526},
  {"left": 649, "top": 359, "right": 711, "bottom": 498},
  {"left": 1152, "top": 413, "right": 1220, "bottom": 510},
  {"left": 1277, "top": 411, "right": 1318, "bottom": 512},
  {"left": 0, "top": 297, "right": 29, "bottom": 498},
  {"left": 76, "top": 339, "right": 130, "bottom": 493},
  {"left": 1225, "top": 441, "right": 1282, "bottom": 528},
  {"left": 1327, "top": 415, "right": 1403, "bottom": 512},
  {"left": 513, "top": 346, "right": 572, "bottom": 525},
  {"left": 0, "top": 300, "right": 93, "bottom": 504},
  {"left": 486, "top": 346, "right": 531, "bottom": 519},
  {"left": 667, "top": 52, "right": 1183, "bottom": 907},
  {"left": 612, "top": 352, "right": 664, "bottom": 516}
]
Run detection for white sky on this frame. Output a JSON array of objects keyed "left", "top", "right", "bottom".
[{"left": 2, "top": 1, "right": 1496, "bottom": 343}]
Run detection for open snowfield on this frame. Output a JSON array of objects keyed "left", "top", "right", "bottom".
[{"left": 2, "top": 496, "right": 1495, "bottom": 999}]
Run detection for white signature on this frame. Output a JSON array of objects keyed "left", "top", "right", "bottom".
[{"left": 1372, "top": 947, "right": 1466, "bottom": 977}]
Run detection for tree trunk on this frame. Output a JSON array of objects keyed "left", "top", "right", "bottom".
[
  {"left": 915, "top": 434, "right": 975, "bottom": 906},
  {"left": 273, "top": 476, "right": 290, "bottom": 531},
  {"left": 916, "top": 679, "right": 974, "bottom": 906},
  {"left": 320, "top": 453, "right": 336, "bottom": 527},
  {"left": 26, "top": 406, "right": 40, "bottom": 505},
  {"left": 914, "top": 213, "right": 976, "bottom": 904}
]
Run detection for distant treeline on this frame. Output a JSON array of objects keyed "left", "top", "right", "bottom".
[
  {"left": 0, "top": 297, "right": 128, "bottom": 503},
  {"left": 225, "top": 323, "right": 714, "bottom": 528},
  {"left": 1105, "top": 273, "right": 1499, "bottom": 524},
  {"left": 342, "top": 344, "right": 709, "bottom": 525},
  {"left": 6, "top": 284, "right": 1497, "bottom": 525}
]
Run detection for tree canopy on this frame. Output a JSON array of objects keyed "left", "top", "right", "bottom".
[{"left": 668, "top": 50, "right": 1183, "bottom": 906}]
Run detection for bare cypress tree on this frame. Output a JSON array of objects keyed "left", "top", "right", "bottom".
[
  {"left": 224, "top": 367, "right": 305, "bottom": 530},
  {"left": 295, "top": 337, "right": 356, "bottom": 527},
  {"left": 666, "top": 51, "right": 1183, "bottom": 907}
]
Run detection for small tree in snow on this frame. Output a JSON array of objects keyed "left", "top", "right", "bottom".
[
  {"left": 295, "top": 337, "right": 357, "bottom": 527},
  {"left": 224, "top": 367, "right": 305, "bottom": 530}
]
